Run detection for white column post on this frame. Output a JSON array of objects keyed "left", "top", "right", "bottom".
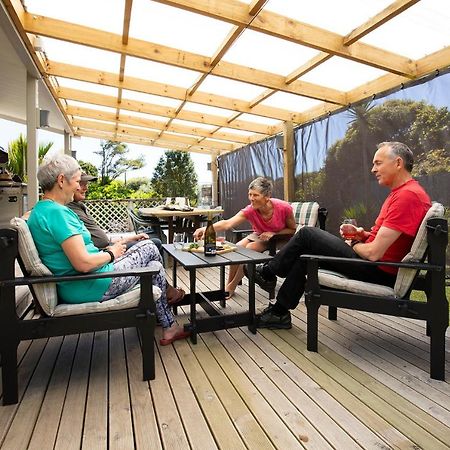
[
  {"left": 26, "top": 73, "right": 39, "bottom": 208},
  {"left": 64, "top": 130, "right": 72, "bottom": 156}
]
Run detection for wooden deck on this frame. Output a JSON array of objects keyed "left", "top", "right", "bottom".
[{"left": 1, "top": 266, "right": 449, "bottom": 449}]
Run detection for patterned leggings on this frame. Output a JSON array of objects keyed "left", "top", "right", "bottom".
[{"left": 101, "top": 240, "right": 175, "bottom": 328}]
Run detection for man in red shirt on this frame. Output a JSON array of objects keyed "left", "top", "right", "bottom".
[{"left": 250, "top": 141, "right": 431, "bottom": 329}]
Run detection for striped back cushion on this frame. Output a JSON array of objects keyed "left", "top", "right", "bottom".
[
  {"left": 394, "top": 202, "right": 445, "bottom": 298},
  {"left": 10, "top": 217, "right": 58, "bottom": 316},
  {"left": 291, "top": 202, "right": 320, "bottom": 232}
]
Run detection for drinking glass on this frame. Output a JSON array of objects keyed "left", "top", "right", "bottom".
[
  {"left": 173, "top": 232, "right": 185, "bottom": 249},
  {"left": 216, "top": 231, "right": 226, "bottom": 244},
  {"left": 341, "top": 218, "right": 358, "bottom": 240}
]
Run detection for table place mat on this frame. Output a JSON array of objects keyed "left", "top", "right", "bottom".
[{"left": 182, "top": 243, "right": 237, "bottom": 254}]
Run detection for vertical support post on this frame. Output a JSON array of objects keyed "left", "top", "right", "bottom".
[
  {"left": 210, "top": 150, "right": 219, "bottom": 207},
  {"left": 63, "top": 131, "right": 72, "bottom": 156},
  {"left": 26, "top": 74, "right": 39, "bottom": 208},
  {"left": 282, "top": 121, "right": 294, "bottom": 202}
]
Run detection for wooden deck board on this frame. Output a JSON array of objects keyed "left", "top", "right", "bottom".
[{"left": 1, "top": 267, "right": 449, "bottom": 449}]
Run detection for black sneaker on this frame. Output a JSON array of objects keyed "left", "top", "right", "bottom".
[
  {"left": 244, "top": 263, "right": 277, "bottom": 294},
  {"left": 257, "top": 304, "right": 292, "bottom": 329}
]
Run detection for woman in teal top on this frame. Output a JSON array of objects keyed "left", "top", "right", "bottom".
[{"left": 27, "top": 154, "right": 189, "bottom": 346}]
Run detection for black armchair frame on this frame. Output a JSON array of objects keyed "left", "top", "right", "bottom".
[
  {"left": 0, "top": 228, "right": 158, "bottom": 405},
  {"left": 302, "top": 217, "right": 448, "bottom": 380}
]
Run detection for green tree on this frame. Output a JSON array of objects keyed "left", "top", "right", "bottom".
[
  {"left": 78, "top": 160, "right": 98, "bottom": 177},
  {"left": 85, "top": 180, "right": 132, "bottom": 200},
  {"left": 95, "top": 140, "right": 145, "bottom": 185},
  {"left": 151, "top": 151, "right": 198, "bottom": 203},
  {"left": 412, "top": 149, "right": 450, "bottom": 176},
  {"left": 7, "top": 134, "right": 53, "bottom": 181},
  {"left": 319, "top": 99, "right": 450, "bottom": 231}
]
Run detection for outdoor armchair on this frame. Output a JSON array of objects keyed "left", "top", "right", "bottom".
[
  {"left": 302, "top": 202, "right": 448, "bottom": 380},
  {"left": 0, "top": 218, "right": 161, "bottom": 405}
]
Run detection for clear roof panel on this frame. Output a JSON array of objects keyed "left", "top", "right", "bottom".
[
  {"left": 129, "top": 0, "right": 233, "bottom": 57},
  {"left": 184, "top": 102, "right": 236, "bottom": 118},
  {"left": 56, "top": 78, "right": 118, "bottom": 97},
  {"left": 361, "top": 0, "right": 450, "bottom": 59},
  {"left": 123, "top": 110, "right": 171, "bottom": 123},
  {"left": 265, "top": 0, "right": 393, "bottom": 35},
  {"left": 171, "top": 119, "right": 216, "bottom": 131},
  {"left": 40, "top": 37, "right": 120, "bottom": 73},
  {"left": 124, "top": 57, "right": 199, "bottom": 88},
  {"left": 238, "top": 114, "right": 280, "bottom": 126},
  {"left": 25, "top": 0, "right": 125, "bottom": 34},
  {"left": 66, "top": 100, "right": 117, "bottom": 114},
  {"left": 223, "top": 29, "right": 318, "bottom": 76},
  {"left": 261, "top": 91, "right": 322, "bottom": 112},
  {"left": 300, "top": 57, "right": 387, "bottom": 92},
  {"left": 199, "top": 75, "right": 267, "bottom": 102},
  {"left": 121, "top": 89, "right": 182, "bottom": 108}
]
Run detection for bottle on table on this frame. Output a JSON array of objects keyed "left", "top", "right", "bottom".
[{"left": 204, "top": 213, "right": 217, "bottom": 256}]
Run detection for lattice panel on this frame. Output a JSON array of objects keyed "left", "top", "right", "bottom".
[{"left": 85, "top": 198, "right": 165, "bottom": 232}]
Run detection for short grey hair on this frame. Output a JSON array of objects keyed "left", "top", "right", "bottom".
[
  {"left": 248, "top": 177, "right": 273, "bottom": 197},
  {"left": 38, "top": 154, "right": 81, "bottom": 192},
  {"left": 377, "top": 141, "right": 414, "bottom": 172}
]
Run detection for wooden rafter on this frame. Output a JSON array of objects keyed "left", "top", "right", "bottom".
[
  {"left": 22, "top": 13, "right": 347, "bottom": 105},
  {"left": 58, "top": 87, "right": 274, "bottom": 135},
  {"left": 46, "top": 61, "right": 308, "bottom": 122},
  {"left": 151, "top": 0, "right": 417, "bottom": 77},
  {"left": 344, "top": 0, "right": 420, "bottom": 46}
]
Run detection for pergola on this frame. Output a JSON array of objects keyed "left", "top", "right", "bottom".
[{"left": 1, "top": 0, "right": 449, "bottom": 204}]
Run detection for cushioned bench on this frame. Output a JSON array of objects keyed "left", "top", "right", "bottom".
[{"left": 0, "top": 218, "right": 161, "bottom": 405}]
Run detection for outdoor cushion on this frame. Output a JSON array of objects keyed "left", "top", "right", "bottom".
[
  {"left": 291, "top": 202, "right": 319, "bottom": 232},
  {"left": 318, "top": 269, "right": 395, "bottom": 296},
  {"left": 394, "top": 202, "right": 444, "bottom": 297},
  {"left": 10, "top": 217, "right": 162, "bottom": 317},
  {"left": 10, "top": 217, "right": 57, "bottom": 315}
]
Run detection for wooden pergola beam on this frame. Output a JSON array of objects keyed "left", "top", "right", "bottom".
[
  {"left": 152, "top": 0, "right": 416, "bottom": 77},
  {"left": 66, "top": 105, "right": 254, "bottom": 144},
  {"left": 22, "top": 13, "right": 347, "bottom": 105},
  {"left": 59, "top": 87, "right": 273, "bottom": 135},
  {"left": 73, "top": 118, "right": 238, "bottom": 151},
  {"left": 47, "top": 61, "right": 308, "bottom": 123}
]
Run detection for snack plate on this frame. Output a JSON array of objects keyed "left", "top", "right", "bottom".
[{"left": 182, "top": 243, "right": 236, "bottom": 254}]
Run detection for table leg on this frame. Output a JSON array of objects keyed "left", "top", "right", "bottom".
[
  {"left": 247, "top": 263, "right": 257, "bottom": 334},
  {"left": 220, "top": 265, "right": 225, "bottom": 308},
  {"left": 189, "top": 269, "right": 197, "bottom": 344}
]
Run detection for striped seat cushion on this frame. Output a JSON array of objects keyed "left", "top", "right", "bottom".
[{"left": 291, "top": 202, "right": 320, "bottom": 232}]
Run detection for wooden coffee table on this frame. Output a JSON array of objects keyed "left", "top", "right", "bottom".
[{"left": 162, "top": 244, "right": 272, "bottom": 344}]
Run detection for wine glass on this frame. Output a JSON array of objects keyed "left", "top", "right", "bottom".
[
  {"left": 173, "top": 232, "right": 185, "bottom": 249},
  {"left": 341, "top": 218, "right": 358, "bottom": 240}
]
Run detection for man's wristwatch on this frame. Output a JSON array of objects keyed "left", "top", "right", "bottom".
[
  {"left": 103, "top": 248, "right": 115, "bottom": 263},
  {"left": 350, "top": 240, "right": 359, "bottom": 248}
]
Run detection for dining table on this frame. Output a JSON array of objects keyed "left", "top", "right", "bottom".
[{"left": 138, "top": 206, "right": 224, "bottom": 243}]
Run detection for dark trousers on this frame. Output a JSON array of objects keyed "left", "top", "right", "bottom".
[{"left": 268, "top": 227, "right": 396, "bottom": 310}]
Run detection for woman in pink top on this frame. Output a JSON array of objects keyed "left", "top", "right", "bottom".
[{"left": 194, "top": 177, "right": 296, "bottom": 297}]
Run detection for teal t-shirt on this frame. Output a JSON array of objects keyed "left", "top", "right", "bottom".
[{"left": 27, "top": 200, "right": 113, "bottom": 304}]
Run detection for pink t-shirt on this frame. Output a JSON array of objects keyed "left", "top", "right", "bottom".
[{"left": 241, "top": 198, "right": 293, "bottom": 234}]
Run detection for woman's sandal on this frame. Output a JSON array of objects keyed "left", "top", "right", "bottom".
[{"left": 159, "top": 330, "right": 191, "bottom": 346}]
